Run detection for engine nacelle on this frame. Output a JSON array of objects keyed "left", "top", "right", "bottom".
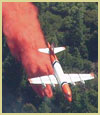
[
  {"left": 42, "top": 83, "right": 46, "bottom": 89},
  {"left": 81, "top": 80, "right": 85, "bottom": 84},
  {"left": 51, "top": 83, "right": 55, "bottom": 88},
  {"left": 71, "top": 82, "right": 76, "bottom": 86}
]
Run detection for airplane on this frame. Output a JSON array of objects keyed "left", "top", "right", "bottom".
[{"left": 28, "top": 42, "right": 95, "bottom": 102}]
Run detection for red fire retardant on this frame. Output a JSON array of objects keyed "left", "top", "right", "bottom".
[{"left": 2, "top": 2, "right": 54, "bottom": 98}]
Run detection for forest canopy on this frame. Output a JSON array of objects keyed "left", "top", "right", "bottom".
[{"left": 2, "top": 2, "right": 98, "bottom": 113}]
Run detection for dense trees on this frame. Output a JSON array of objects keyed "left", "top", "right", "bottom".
[{"left": 2, "top": 2, "right": 98, "bottom": 113}]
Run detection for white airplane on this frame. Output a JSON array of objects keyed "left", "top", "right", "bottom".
[{"left": 28, "top": 42, "right": 95, "bottom": 102}]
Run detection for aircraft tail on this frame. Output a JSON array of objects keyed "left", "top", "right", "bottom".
[{"left": 38, "top": 47, "right": 66, "bottom": 54}]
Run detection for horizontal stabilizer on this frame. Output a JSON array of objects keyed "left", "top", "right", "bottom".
[
  {"left": 38, "top": 48, "right": 49, "bottom": 54},
  {"left": 38, "top": 47, "right": 65, "bottom": 54},
  {"left": 54, "top": 47, "right": 66, "bottom": 54}
]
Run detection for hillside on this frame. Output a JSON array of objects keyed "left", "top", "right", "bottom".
[{"left": 2, "top": 2, "right": 98, "bottom": 113}]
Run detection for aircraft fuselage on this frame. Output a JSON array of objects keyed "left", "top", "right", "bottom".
[{"left": 47, "top": 42, "right": 72, "bottom": 102}]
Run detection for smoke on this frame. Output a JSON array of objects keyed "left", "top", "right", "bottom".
[{"left": 2, "top": 2, "right": 54, "bottom": 98}]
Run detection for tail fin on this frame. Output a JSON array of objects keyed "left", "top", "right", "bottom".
[{"left": 38, "top": 47, "right": 66, "bottom": 54}]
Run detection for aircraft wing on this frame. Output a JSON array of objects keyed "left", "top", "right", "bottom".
[
  {"left": 28, "top": 75, "right": 58, "bottom": 84},
  {"left": 63, "top": 73, "right": 94, "bottom": 85},
  {"left": 28, "top": 73, "right": 94, "bottom": 85},
  {"left": 38, "top": 47, "right": 65, "bottom": 54}
]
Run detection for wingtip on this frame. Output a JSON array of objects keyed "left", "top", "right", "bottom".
[
  {"left": 28, "top": 78, "right": 32, "bottom": 83},
  {"left": 63, "top": 46, "right": 66, "bottom": 50},
  {"left": 38, "top": 49, "right": 42, "bottom": 52},
  {"left": 90, "top": 72, "right": 95, "bottom": 78}
]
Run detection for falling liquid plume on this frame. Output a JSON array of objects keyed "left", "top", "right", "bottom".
[{"left": 2, "top": 2, "right": 53, "bottom": 98}]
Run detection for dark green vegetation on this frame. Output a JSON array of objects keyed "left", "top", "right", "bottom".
[{"left": 2, "top": 2, "right": 98, "bottom": 113}]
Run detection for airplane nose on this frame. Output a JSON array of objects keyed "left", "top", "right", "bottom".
[
  {"left": 62, "top": 83, "right": 72, "bottom": 102},
  {"left": 65, "top": 95, "right": 72, "bottom": 102},
  {"left": 68, "top": 97, "right": 72, "bottom": 102}
]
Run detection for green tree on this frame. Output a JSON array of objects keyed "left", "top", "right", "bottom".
[
  {"left": 2, "top": 2, "right": 98, "bottom": 113},
  {"left": 21, "top": 103, "right": 37, "bottom": 113}
]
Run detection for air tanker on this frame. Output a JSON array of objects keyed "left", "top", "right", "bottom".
[{"left": 28, "top": 42, "right": 94, "bottom": 102}]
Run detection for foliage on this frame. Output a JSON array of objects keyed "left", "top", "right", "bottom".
[
  {"left": 2, "top": 2, "right": 98, "bottom": 113},
  {"left": 21, "top": 103, "right": 37, "bottom": 113}
]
